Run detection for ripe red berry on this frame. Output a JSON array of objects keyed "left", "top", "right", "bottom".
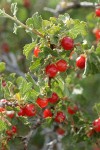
[
  {"left": 24, "top": 104, "right": 36, "bottom": 117},
  {"left": 34, "top": 46, "right": 41, "bottom": 57},
  {"left": 1, "top": 43, "right": 9, "bottom": 53},
  {"left": 94, "top": 29, "right": 100, "bottom": 40},
  {"left": 6, "top": 111, "right": 15, "bottom": 118},
  {"left": 56, "top": 128, "right": 65, "bottom": 135},
  {"left": 76, "top": 55, "right": 86, "bottom": 69},
  {"left": 43, "top": 109, "right": 53, "bottom": 118},
  {"left": 6, "top": 130, "right": 13, "bottom": 137},
  {"left": 36, "top": 98, "right": 48, "bottom": 108},
  {"left": 93, "top": 118, "right": 100, "bottom": 132},
  {"left": 67, "top": 106, "right": 78, "bottom": 115},
  {"left": 95, "top": 8, "right": 100, "bottom": 17},
  {"left": 45, "top": 64, "right": 58, "bottom": 78},
  {"left": 61, "top": 36, "right": 74, "bottom": 50},
  {"left": 0, "top": 107, "right": 5, "bottom": 112},
  {"left": 23, "top": 0, "right": 31, "bottom": 8},
  {"left": 2, "top": 80, "right": 6, "bottom": 87},
  {"left": 55, "top": 111, "right": 65, "bottom": 123},
  {"left": 67, "top": 106, "right": 75, "bottom": 115},
  {"left": 56, "top": 60, "right": 68, "bottom": 72},
  {"left": 18, "top": 107, "right": 26, "bottom": 116},
  {"left": 12, "top": 126, "right": 17, "bottom": 134},
  {"left": 48, "top": 92, "right": 59, "bottom": 104}
]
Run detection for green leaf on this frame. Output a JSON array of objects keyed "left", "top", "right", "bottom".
[
  {"left": 25, "top": 73, "right": 40, "bottom": 92},
  {"left": 23, "top": 42, "right": 35, "bottom": 59},
  {"left": 58, "top": 13, "right": 70, "bottom": 24},
  {"left": 0, "top": 9, "right": 5, "bottom": 16},
  {"left": 24, "top": 90, "right": 39, "bottom": 102},
  {"left": 0, "top": 79, "right": 4, "bottom": 99},
  {"left": 0, "top": 62, "right": 6, "bottom": 72},
  {"left": 69, "top": 20, "right": 87, "bottom": 38},
  {"left": 42, "top": 20, "right": 51, "bottom": 29},
  {"left": 0, "top": 120, "right": 7, "bottom": 132},
  {"left": 26, "top": 12, "right": 42, "bottom": 29},
  {"left": 29, "top": 58, "right": 41, "bottom": 71},
  {"left": 96, "top": 46, "right": 100, "bottom": 56},
  {"left": 3, "top": 82, "right": 13, "bottom": 99},
  {"left": 48, "top": 24, "right": 61, "bottom": 35},
  {"left": 43, "top": 47, "right": 58, "bottom": 57},
  {"left": 16, "top": 77, "right": 32, "bottom": 95},
  {"left": 63, "top": 82, "right": 70, "bottom": 97},
  {"left": 11, "top": 3, "right": 18, "bottom": 16}
]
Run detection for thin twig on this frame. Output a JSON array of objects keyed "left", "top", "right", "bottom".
[
  {"left": 18, "top": 118, "right": 42, "bottom": 150},
  {"left": 3, "top": 12, "right": 44, "bottom": 38}
]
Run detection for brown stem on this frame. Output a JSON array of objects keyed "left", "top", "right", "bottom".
[
  {"left": 48, "top": 77, "right": 52, "bottom": 88},
  {"left": 18, "top": 118, "right": 43, "bottom": 149}
]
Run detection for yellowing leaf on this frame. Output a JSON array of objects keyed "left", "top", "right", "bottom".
[{"left": 15, "top": 93, "right": 21, "bottom": 101}]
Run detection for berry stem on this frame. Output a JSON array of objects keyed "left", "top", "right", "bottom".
[
  {"left": 48, "top": 77, "right": 52, "bottom": 88},
  {"left": 3, "top": 12, "right": 44, "bottom": 38}
]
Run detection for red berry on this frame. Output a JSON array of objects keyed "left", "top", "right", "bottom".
[
  {"left": 23, "top": 0, "right": 31, "bottom": 8},
  {"left": 56, "top": 60, "right": 68, "bottom": 72},
  {"left": 6, "top": 130, "right": 13, "bottom": 137},
  {"left": 61, "top": 36, "right": 74, "bottom": 50},
  {"left": 18, "top": 107, "right": 26, "bottom": 116},
  {"left": 48, "top": 92, "right": 59, "bottom": 104},
  {"left": 36, "top": 98, "right": 48, "bottom": 108},
  {"left": 76, "top": 55, "right": 86, "bottom": 69},
  {"left": 24, "top": 104, "right": 36, "bottom": 117},
  {"left": 34, "top": 47, "right": 41, "bottom": 57},
  {"left": 94, "top": 29, "right": 100, "bottom": 40},
  {"left": 12, "top": 126, "right": 17, "bottom": 134},
  {"left": 2, "top": 80, "right": 6, "bottom": 87},
  {"left": 0, "top": 107, "right": 5, "bottom": 112},
  {"left": 43, "top": 109, "right": 53, "bottom": 118},
  {"left": 55, "top": 111, "right": 65, "bottom": 123},
  {"left": 45, "top": 64, "right": 58, "bottom": 78},
  {"left": 67, "top": 106, "right": 78, "bottom": 115},
  {"left": 6, "top": 111, "right": 15, "bottom": 118},
  {"left": 67, "top": 106, "right": 75, "bottom": 115},
  {"left": 1, "top": 43, "right": 9, "bottom": 53},
  {"left": 95, "top": 8, "right": 100, "bottom": 17},
  {"left": 56, "top": 128, "right": 65, "bottom": 135},
  {"left": 93, "top": 118, "right": 100, "bottom": 132}
]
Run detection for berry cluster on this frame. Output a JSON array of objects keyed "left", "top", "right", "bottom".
[
  {"left": 93, "top": 8, "right": 100, "bottom": 41},
  {"left": 45, "top": 59, "right": 68, "bottom": 78},
  {"left": 36, "top": 93, "right": 66, "bottom": 122},
  {"left": 18, "top": 104, "right": 36, "bottom": 117},
  {"left": 6, "top": 126, "right": 17, "bottom": 139}
]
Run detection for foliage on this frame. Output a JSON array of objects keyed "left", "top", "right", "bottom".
[{"left": 0, "top": 0, "right": 100, "bottom": 150}]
